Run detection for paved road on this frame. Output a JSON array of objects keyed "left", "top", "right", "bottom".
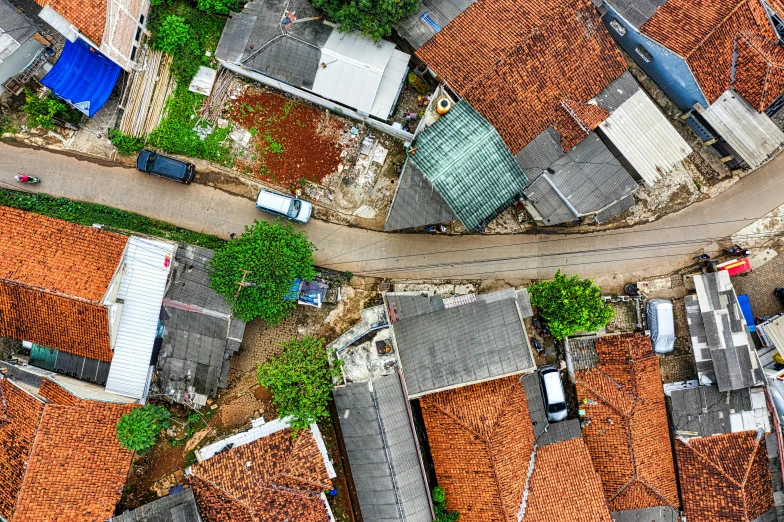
[{"left": 1, "top": 142, "right": 781, "bottom": 286}]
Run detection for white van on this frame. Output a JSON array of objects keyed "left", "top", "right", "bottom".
[
  {"left": 647, "top": 299, "right": 675, "bottom": 354},
  {"left": 255, "top": 189, "right": 313, "bottom": 224},
  {"left": 539, "top": 365, "right": 567, "bottom": 422}
]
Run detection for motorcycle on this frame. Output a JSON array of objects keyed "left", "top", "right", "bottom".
[
  {"left": 725, "top": 245, "right": 751, "bottom": 257},
  {"left": 15, "top": 175, "right": 40, "bottom": 184},
  {"left": 530, "top": 337, "right": 546, "bottom": 357}
]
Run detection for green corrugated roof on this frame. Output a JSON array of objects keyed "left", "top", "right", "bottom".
[{"left": 410, "top": 100, "right": 529, "bottom": 229}]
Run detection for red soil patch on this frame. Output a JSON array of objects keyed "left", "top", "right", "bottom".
[{"left": 229, "top": 89, "right": 345, "bottom": 188}]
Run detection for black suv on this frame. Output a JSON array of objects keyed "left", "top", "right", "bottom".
[{"left": 136, "top": 150, "right": 195, "bottom": 184}]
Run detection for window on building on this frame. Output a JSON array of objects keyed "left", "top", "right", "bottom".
[
  {"left": 139, "top": 13, "right": 145, "bottom": 25},
  {"left": 420, "top": 11, "right": 441, "bottom": 32},
  {"left": 635, "top": 45, "right": 653, "bottom": 62},
  {"left": 609, "top": 18, "right": 626, "bottom": 36},
  {"left": 135, "top": 27, "right": 142, "bottom": 41},
  {"left": 130, "top": 45, "right": 137, "bottom": 61}
]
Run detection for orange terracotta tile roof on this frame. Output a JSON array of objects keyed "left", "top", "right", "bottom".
[
  {"left": 416, "top": 0, "right": 627, "bottom": 154},
  {"left": 420, "top": 376, "right": 535, "bottom": 522},
  {"left": 34, "top": 0, "right": 107, "bottom": 45},
  {"left": 574, "top": 334, "right": 680, "bottom": 512},
  {"left": 39, "top": 376, "right": 80, "bottom": 405},
  {"left": 676, "top": 430, "right": 775, "bottom": 522},
  {"left": 523, "top": 437, "right": 613, "bottom": 522},
  {"left": 0, "top": 377, "right": 44, "bottom": 521},
  {"left": 0, "top": 207, "right": 127, "bottom": 362},
  {"left": 0, "top": 375, "right": 135, "bottom": 522},
  {"left": 189, "top": 427, "right": 333, "bottom": 522},
  {"left": 642, "top": 0, "right": 784, "bottom": 108}
]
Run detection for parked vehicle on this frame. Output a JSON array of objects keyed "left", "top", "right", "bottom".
[
  {"left": 255, "top": 189, "right": 312, "bottom": 224},
  {"left": 725, "top": 245, "right": 751, "bottom": 257},
  {"left": 539, "top": 365, "right": 567, "bottom": 422},
  {"left": 647, "top": 299, "right": 675, "bottom": 354},
  {"left": 136, "top": 150, "right": 195, "bottom": 184}
]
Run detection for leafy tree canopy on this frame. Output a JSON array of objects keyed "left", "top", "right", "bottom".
[
  {"left": 432, "top": 486, "right": 460, "bottom": 522},
  {"left": 256, "top": 336, "right": 341, "bottom": 432},
  {"left": 115, "top": 404, "right": 171, "bottom": 452},
  {"left": 312, "top": 0, "right": 420, "bottom": 41},
  {"left": 208, "top": 220, "right": 316, "bottom": 324},
  {"left": 528, "top": 270, "right": 614, "bottom": 340},
  {"left": 153, "top": 15, "right": 190, "bottom": 54}
]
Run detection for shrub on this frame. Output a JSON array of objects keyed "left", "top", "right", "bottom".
[
  {"left": 407, "top": 72, "right": 430, "bottom": 95},
  {"left": 154, "top": 15, "right": 190, "bottom": 54},
  {"left": 23, "top": 89, "right": 67, "bottom": 129},
  {"left": 312, "top": 0, "right": 420, "bottom": 41},
  {"left": 197, "top": 0, "right": 237, "bottom": 15},
  {"left": 432, "top": 486, "right": 460, "bottom": 522},
  {"left": 207, "top": 220, "right": 316, "bottom": 324},
  {"left": 256, "top": 337, "right": 341, "bottom": 432},
  {"left": 109, "top": 129, "right": 146, "bottom": 156},
  {"left": 116, "top": 404, "right": 171, "bottom": 452}
]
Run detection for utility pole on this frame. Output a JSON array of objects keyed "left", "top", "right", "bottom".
[{"left": 233, "top": 269, "right": 256, "bottom": 298}]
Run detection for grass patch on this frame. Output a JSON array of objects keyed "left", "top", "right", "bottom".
[
  {"left": 0, "top": 189, "right": 226, "bottom": 250},
  {"left": 145, "top": 0, "right": 233, "bottom": 165}
]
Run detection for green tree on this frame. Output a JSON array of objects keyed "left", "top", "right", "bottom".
[
  {"left": 256, "top": 337, "right": 341, "bottom": 431},
  {"left": 432, "top": 486, "right": 460, "bottom": 522},
  {"left": 528, "top": 270, "right": 614, "bottom": 340},
  {"left": 153, "top": 15, "right": 190, "bottom": 53},
  {"left": 207, "top": 220, "right": 316, "bottom": 324},
  {"left": 115, "top": 404, "right": 171, "bottom": 452},
  {"left": 312, "top": 0, "right": 420, "bottom": 41}
]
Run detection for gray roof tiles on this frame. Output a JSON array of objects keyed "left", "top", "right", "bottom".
[
  {"left": 110, "top": 488, "right": 202, "bottom": 522},
  {"left": 0, "top": 0, "right": 36, "bottom": 45},
  {"left": 605, "top": 0, "right": 666, "bottom": 28},
  {"left": 522, "top": 372, "right": 582, "bottom": 445},
  {"left": 333, "top": 374, "right": 432, "bottom": 522},
  {"left": 395, "top": 0, "right": 475, "bottom": 49},
  {"left": 391, "top": 290, "right": 534, "bottom": 397}
]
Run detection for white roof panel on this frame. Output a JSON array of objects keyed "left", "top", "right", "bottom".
[
  {"left": 105, "top": 237, "right": 175, "bottom": 399},
  {"left": 369, "top": 49, "right": 410, "bottom": 120},
  {"left": 312, "top": 30, "right": 396, "bottom": 115},
  {"left": 600, "top": 89, "right": 691, "bottom": 186},
  {"left": 701, "top": 90, "right": 784, "bottom": 169}
]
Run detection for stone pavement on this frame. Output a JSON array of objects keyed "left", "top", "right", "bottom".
[
  {"left": 731, "top": 254, "right": 784, "bottom": 318},
  {"left": 4, "top": 141, "right": 784, "bottom": 286}
]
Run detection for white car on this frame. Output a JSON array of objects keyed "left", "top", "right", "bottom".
[
  {"left": 539, "top": 365, "right": 567, "bottom": 422},
  {"left": 647, "top": 299, "right": 675, "bottom": 354},
  {"left": 255, "top": 189, "right": 312, "bottom": 224}
]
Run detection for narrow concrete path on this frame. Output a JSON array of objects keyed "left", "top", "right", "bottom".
[{"left": 1, "top": 142, "right": 781, "bottom": 286}]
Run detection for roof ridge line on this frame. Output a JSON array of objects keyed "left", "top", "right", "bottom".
[
  {"left": 740, "top": 433, "right": 765, "bottom": 488},
  {"left": 0, "top": 277, "right": 106, "bottom": 305},
  {"left": 578, "top": 367, "right": 636, "bottom": 417},
  {"left": 683, "top": 0, "right": 753, "bottom": 59},
  {"left": 422, "top": 395, "right": 494, "bottom": 443},
  {"left": 681, "top": 438, "right": 744, "bottom": 488},
  {"left": 12, "top": 387, "right": 47, "bottom": 517},
  {"left": 190, "top": 473, "right": 259, "bottom": 520},
  {"left": 428, "top": 112, "right": 499, "bottom": 181}
]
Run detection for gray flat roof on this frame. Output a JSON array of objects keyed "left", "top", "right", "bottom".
[
  {"left": 395, "top": 0, "right": 475, "bottom": 50},
  {"left": 392, "top": 290, "right": 534, "bottom": 397},
  {"left": 385, "top": 160, "right": 457, "bottom": 231},
  {"left": 333, "top": 374, "right": 432, "bottom": 522},
  {"left": 385, "top": 293, "right": 444, "bottom": 321},
  {"left": 522, "top": 372, "right": 581, "bottom": 445}
]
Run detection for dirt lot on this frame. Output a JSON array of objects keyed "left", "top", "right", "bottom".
[
  {"left": 229, "top": 89, "right": 349, "bottom": 188},
  {"left": 119, "top": 282, "right": 379, "bottom": 516}
]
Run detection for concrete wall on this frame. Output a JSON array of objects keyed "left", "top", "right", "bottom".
[
  {"left": 601, "top": 2, "right": 707, "bottom": 112},
  {"left": 100, "top": 0, "right": 149, "bottom": 71}
]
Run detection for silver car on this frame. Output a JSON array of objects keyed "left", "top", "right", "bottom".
[{"left": 255, "top": 189, "right": 312, "bottom": 223}]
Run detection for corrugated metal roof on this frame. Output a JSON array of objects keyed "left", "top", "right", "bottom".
[
  {"left": 105, "top": 237, "right": 175, "bottom": 399},
  {"left": 670, "top": 385, "right": 769, "bottom": 438},
  {"left": 523, "top": 132, "right": 638, "bottom": 225},
  {"left": 700, "top": 90, "right": 784, "bottom": 169},
  {"left": 385, "top": 159, "right": 457, "bottom": 231},
  {"left": 410, "top": 100, "right": 529, "bottom": 230},
  {"left": 333, "top": 375, "right": 432, "bottom": 522},
  {"left": 395, "top": 0, "right": 475, "bottom": 50},
  {"left": 600, "top": 89, "right": 691, "bottom": 186},
  {"left": 369, "top": 49, "right": 409, "bottom": 120},
  {"left": 391, "top": 289, "right": 535, "bottom": 397},
  {"left": 689, "top": 271, "right": 765, "bottom": 392},
  {"left": 0, "top": 0, "right": 36, "bottom": 45},
  {"left": 514, "top": 127, "right": 563, "bottom": 176},
  {"left": 312, "top": 31, "right": 393, "bottom": 115}
]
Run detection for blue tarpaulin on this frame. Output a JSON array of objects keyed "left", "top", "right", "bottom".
[
  {"left": 738, "top": 294, "right": 756, "bottom": 332},
  {"left": 41, "top": 39, "right": 120, "bottom": 117}
]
